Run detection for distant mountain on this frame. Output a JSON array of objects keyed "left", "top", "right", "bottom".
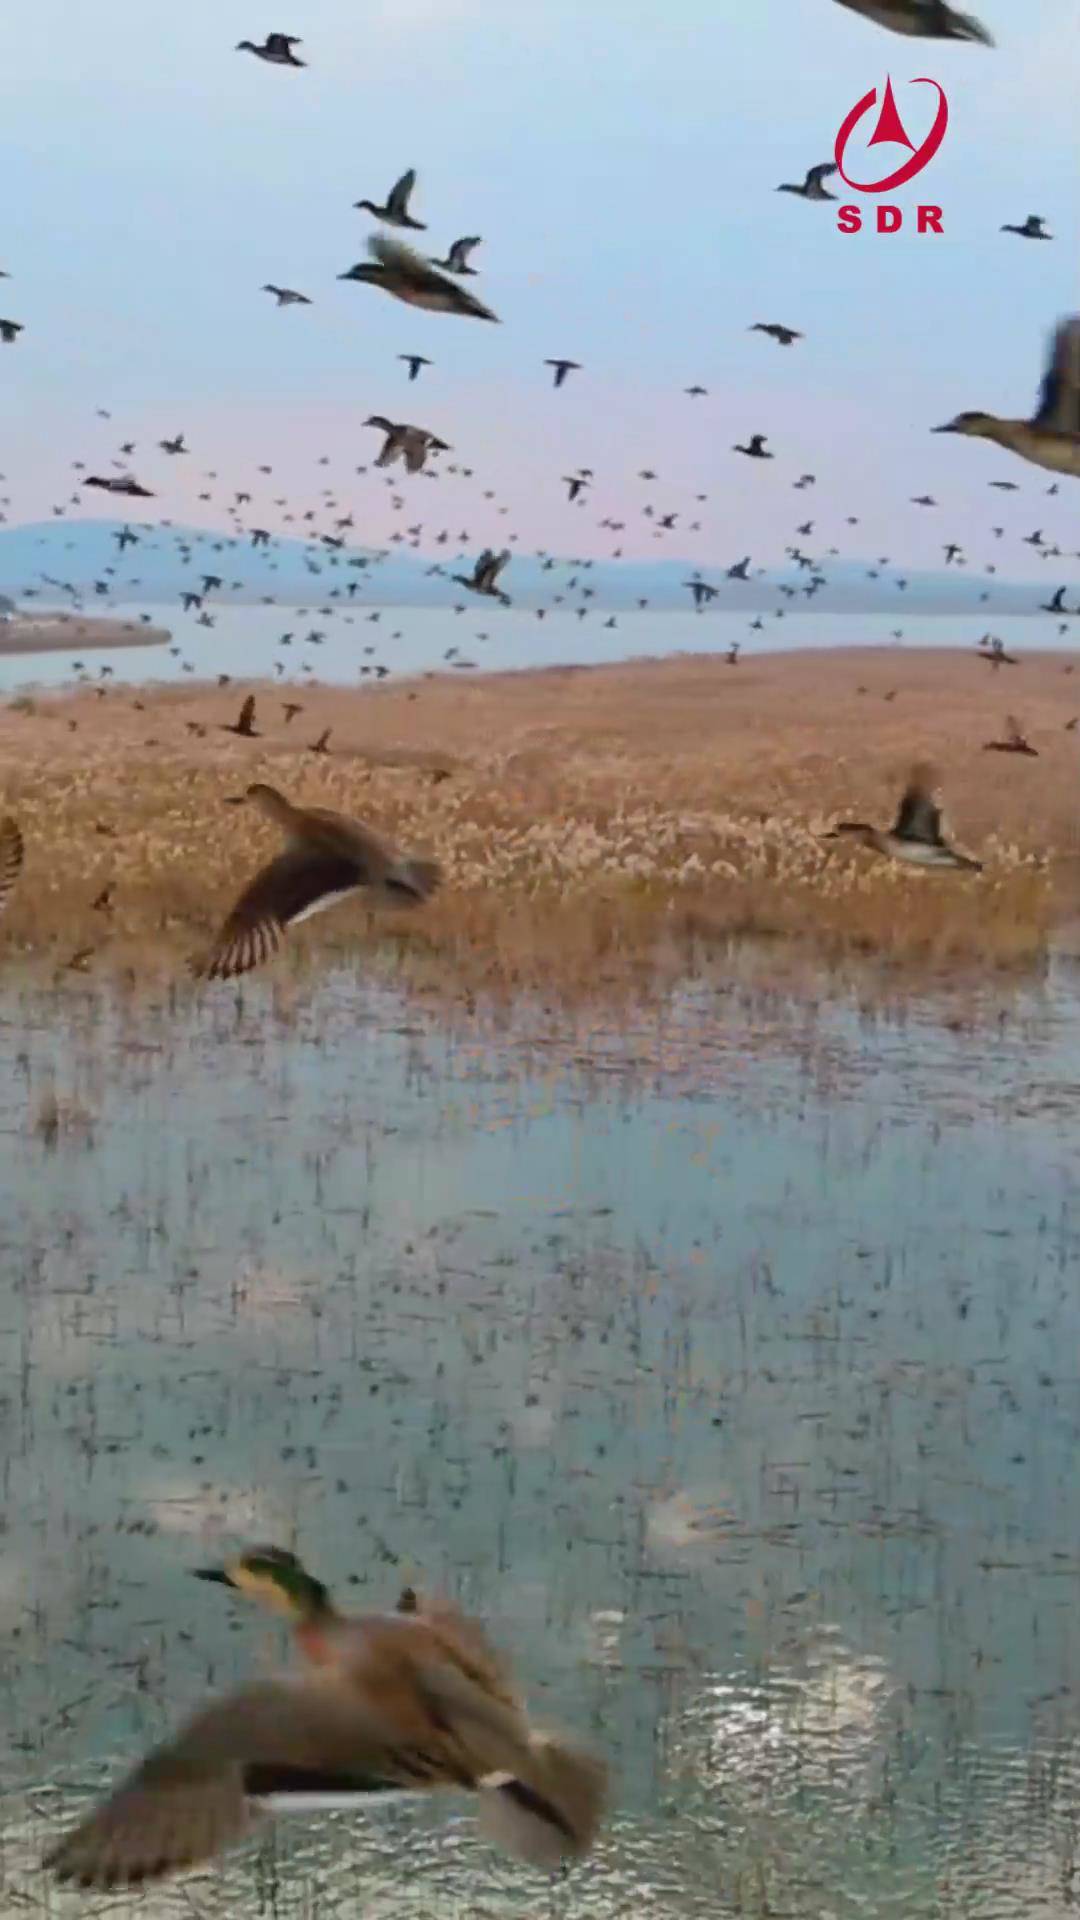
[{"left": 0, "top": 517, "right": 1062, "bottom": 618}]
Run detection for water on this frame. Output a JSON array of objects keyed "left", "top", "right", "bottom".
[
  {"left": 0, "top": 604, "right": 1067, "bottom": 695},
  {"left": 4, "top": 962, "right": 1080, "bottom": 1916}
]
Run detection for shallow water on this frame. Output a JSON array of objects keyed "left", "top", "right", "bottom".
[
  {"left": 4, "top": 964, "right": 1080, "bottom": 1916},
  {"left": 0, "top": 604, "right": 1067, "bottom": 694}
]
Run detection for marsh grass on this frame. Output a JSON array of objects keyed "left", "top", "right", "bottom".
[{"left": 0, "top": 648, "right": 1073, "bottom": 997}]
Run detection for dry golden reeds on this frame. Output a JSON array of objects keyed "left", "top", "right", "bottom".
[{"left": 0, "top": 648, "right": 1073, "bottom": 997}]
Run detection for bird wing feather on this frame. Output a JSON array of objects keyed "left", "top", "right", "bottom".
[
  {"left": 199, "top": 848, "right": 368, "bottom": 980},
  {"left": 387, "top": 169, "right": 417, "bottom": 216},
  {"left": 1035, "top": 315, "right": 1080, "bottom": 436},
  {"left": 893, "top": 779, "right": 943, "bottom": 844},
  {"left": 45, "top": 1675, "right": 430, "bottom": 1889}
]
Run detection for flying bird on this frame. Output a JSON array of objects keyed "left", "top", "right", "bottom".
[
  {"left": 750, "top": 323, "right": 802, "bottom": 345},
  {"left": 777, "top": 163, "right": 837, "bottom": 201},
  {"left": 1001, "top": 214, "right": 1052, "bottom": 240},
  {"left": 236, "top": 33, "right": 305, "bottom": 65},
  {"left": 824, "top": 769, "right": 981, "bottom": 870},
  {"left": 429, "top": 237, "right": 482, "bottom": 276},
  {"left": 831, "top": 0, "right": 992, "bottom": 41},
  {"left": 221, "top": 695, "right": 259, "bottom": 738},
  {"left": 195, "top": 787, "right": 441, "bottom": 980},
  {"left": 0, "top": 320, "right": 22, "bottom": 344},
  {"left": 354, "top": 169, "right": 425, "bottom": 230},
  {"left": 545, "top": 360, "right": 581, "bottom": 389},
  {"left": 451, "top": 549, "right": 511, "bottom": 604},
  {"left": 734, "top": 434, "right": 772, "bottom": 459},
  {"left": 934, "top": 314, "right": 1080, "bottom": 478},
  {"left": 339, "top": 236, "right": 498, "bottom": 321},
  {"left": 399, "top": 354, "right": 431, "bottom": 381},
  {"left": 364, "top": 416, "right": 449, "bottom": 474},
  {"left": 263, "top": 284, "right": 311, "bottom": 305},
  {"left": 45, "top": 1550, "right": 605, "bottom": 1888},
  {"left": 983, "top": 715, "right": 1038, "bottom": 756},
  {"left": 85, "top": 475, "right": 154, "bottom": 497}
]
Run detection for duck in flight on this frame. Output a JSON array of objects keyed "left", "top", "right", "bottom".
[
  {"left": 399, "top": 353, "right": 431, "bottom": 381},
  {"left": 545, "top": 359, "right": 581, "bottom": 389},
  {"left": 983, "top": 715, "right": 1038, "bottom": 756},
  {"left": 832, "top": 0, "right": 992, "bottom": 40},
  {"left": 364, "top": 416, "right": 449, "bottom": 473},
  {"left": 452, "top": 549, "right": 512, "bottom": 605},
  {"left": 0, "top": 819, "right": 23, "bottom": 919},
  {"left": 354, "top": 169, "right": 425, "bottom": 230},
  {"left": 825, "top": 770, "right": 981, "bottom": 870},
  {"left": 159, "top": 433, "right": 187, "bottom": 455},
  {"left": 0, "top": 320, "right": 22, "bottom": 344},
  {"left": 777, "top": 163, "right": 837, "bottom": 201},
  {"left": 194, "top": 787, "right": 441, "bottom": 981},
  {"left": 734, "top": 434, "right": 772, "bottom": 459},
  {"left": 221, "top": 694, "right": 259, "bottom": 738},
  {"left": 45, "top": 1547, "right": 606, "bottom": 1889},
  {"left": 236, "top": 33, "right": 305, "bottom": 65},
  {"left": 429, "top": 236, "right": 481, "bottom": 276},
  {"left": 934, "top": 315, "right": 1080, "bottom": 478},
  {"left": 339, "top": 236, "right": 498, "bottom": 321},
  {"left": 263, "top": 284, "right": 311, "bottom": 305},
  {"left": 85, "top": 474, "right": 154, "bottom": 497},
  {"left": 1001, "top": 214, "right": 1052, "bottom": 240},
  {"left": 751, "top": 323, "right": 801, "bottom": 346}
]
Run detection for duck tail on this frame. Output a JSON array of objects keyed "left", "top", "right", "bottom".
[
  {"left": 387, "top": 856, "right": 441, "bottom": 904},
  {"left": 477, "top": 1730, "right": 608, "bottom": 1868}
]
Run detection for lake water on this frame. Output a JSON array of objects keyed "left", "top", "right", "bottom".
[
  {"left": 4, "top": 959, "right": 1080, "bottom": 1917},
  {"left": 0, "top": 603, "right": 1068, "bottom": 695}
]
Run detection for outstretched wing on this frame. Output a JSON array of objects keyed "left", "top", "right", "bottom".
[
  {"left": 238, "top": 694, "right": 256, "bottom": 732},
  {"left": 387, "top": 169, "right": 417, "bottom": 218},
  {"left": 1034, "top": 315, "right": 1080, "bottom": 435},
  {"left": 805, "top": 162, "right": 837, "bottom": 188},
  {"left": 45, "top": 1676, "right": 416, "bottom": 1891},
  {"left": 892, "top": 775, "right": 942, "bottom": 845},
  {"left": 449, "top": 235, "right": 481, "bottom": 269},
  {"left": 197, "top": 848, "right": 365, "bottom": 980}
]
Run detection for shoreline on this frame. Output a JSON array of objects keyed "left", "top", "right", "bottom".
[{"left": 0, "top": 617, "right": 170, "bottom": 656}]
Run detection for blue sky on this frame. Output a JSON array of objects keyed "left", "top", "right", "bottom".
[{"left": 1, "top": 0, "right": 1075, "bottom": 578}]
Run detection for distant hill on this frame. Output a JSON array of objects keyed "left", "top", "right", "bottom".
[{"left": 0, "top": 517, "right": 1063, "bottom": 618}]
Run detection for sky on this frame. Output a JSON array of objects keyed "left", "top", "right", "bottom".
[{"left": 1, "top": 0, "right": 1076, "bottom": 582}]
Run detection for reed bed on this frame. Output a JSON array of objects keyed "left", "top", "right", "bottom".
[{"left": 1, "top": 647, "right": 1074, "bottom": 997}]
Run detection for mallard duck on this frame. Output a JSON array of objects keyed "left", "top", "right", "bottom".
[
  {"left": 430, "top": 236, "right": 481, "bottom": 275},
  {"left": 824, "top": 769, "right": 982, "bottom": 870},
  {"left": 1001, "top": 213, "right": 1051, "bottom": 240},
  {"left": 832, "top": 0, "right": 992, "bottom": 41},
  {"left": 339, "top": 235, "right": 498, "bottom": 321},
  {"left": 236, "top": 33, "right": 305, "bottom": 65},
  {"left": 263, "top": 284, "right": 311, "bottom": 306},
  {"left": 451, "top": 548, "right": 511, "bottom": 604},
  {"left": 45, "top": 1548, "right": 606, "bottom": 1888},
  {"left": 934, "top": 315, "right": 1080, "bottom": 478},
  {"left": 194, "top": 784, "right": 441, "bottom": 981},
  {"left": 354, "top": 169, "right": 425, "bottom": 230},
  {"left": 364, "top": 415, "right": 449, "bottom": 473},
  {"left": 776, "top": 163, "right": 837, "bottom": 201}
]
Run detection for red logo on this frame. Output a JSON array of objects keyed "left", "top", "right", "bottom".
[{"left": 835, "top": 76, "right": 948, "bottom": 194}]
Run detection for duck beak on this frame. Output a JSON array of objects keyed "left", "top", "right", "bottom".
[
  {"left": 932, "top": 421, "right": 959, "bottom": 434},
  {"left": 192, "top": 1566, "right": 234, "bottom": 1585}
]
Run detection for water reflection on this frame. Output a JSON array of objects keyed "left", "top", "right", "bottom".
[{"left": 3, "top": 967, "right": 1080, "bottom": 1915}]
